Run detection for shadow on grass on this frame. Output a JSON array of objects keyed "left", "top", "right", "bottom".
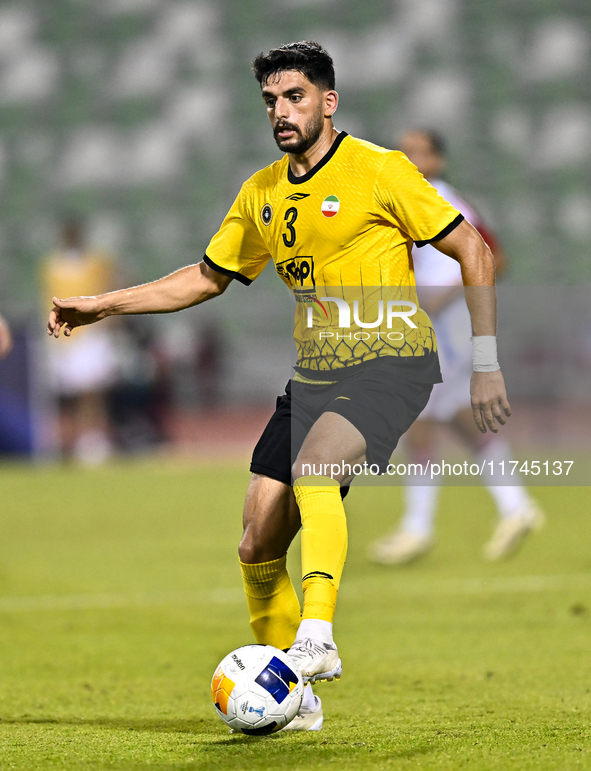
[
  {"left": 0, "top": 716, "right": 212, "bottom": 735},
  {"left": 0, "top": 716, "right": 440, "bottom": 766},
  {"left": 0, "top": 716, "right": 298, "bottom": 743}
]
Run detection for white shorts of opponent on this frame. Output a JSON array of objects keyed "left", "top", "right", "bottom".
[
  {"left": 47, "top": 328, "right": 119, "bottom": 396},
  {"left": 419, "top": 297, "right": 473, "bottom": 423}
]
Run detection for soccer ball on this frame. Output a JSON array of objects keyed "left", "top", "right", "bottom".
[{"left": 211, "top": 644, "right": 304, "bottom": 735}]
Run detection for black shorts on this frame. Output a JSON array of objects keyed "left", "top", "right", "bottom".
[{"left": 250, "top": 356, "right": 438, "bottom": 487}]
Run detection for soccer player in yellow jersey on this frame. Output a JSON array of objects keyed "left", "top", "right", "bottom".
[{"left": 48, "top": 42, "right": 511, "bottom": 731}]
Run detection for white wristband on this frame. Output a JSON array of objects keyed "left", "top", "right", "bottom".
[{"left": 471, "top": 335, "right": 500, "bottom": 372}]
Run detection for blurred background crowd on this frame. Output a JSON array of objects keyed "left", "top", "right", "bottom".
[{"left": 0, "top": 0, "right": 589, "bottom": 466}]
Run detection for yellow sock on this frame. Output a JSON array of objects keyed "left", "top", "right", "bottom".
[
  {"left": 240, "top": 556, "right": 301, "bottom": 650},
  {"left": 293, "top": 475, "right": 348, "bottom": 623}
]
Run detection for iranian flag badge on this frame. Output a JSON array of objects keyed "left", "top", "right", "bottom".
[{"left": 321, "top": 195, "right": 340, "bottom": 218}]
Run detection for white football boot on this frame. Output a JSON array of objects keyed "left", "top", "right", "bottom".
[
  {"left": 368, "top": 530, "right": 433, "bottom": 565},
  {"left": 483, "top": 501, "right": 544, "bottom": 561},
  {"left": 287, "top": 638, "right": 342, "bottom": 684},
  {"left": 282, "top": 693, "right": 323, "bottom": 731}
]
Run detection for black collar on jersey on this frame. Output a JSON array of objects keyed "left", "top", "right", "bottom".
[{"left": 287, "top": 131, "right": 348, "bottom": 185}]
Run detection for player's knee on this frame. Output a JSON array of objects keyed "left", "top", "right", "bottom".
[
  {"left": 292, "top": 452, "right": 327, "bottom": 480},
  {"left": 238, "top": 532, "right": 266, "bottom": 564},
  {"left": 238, "top": 539, "right": 256, "bottom": 564}
]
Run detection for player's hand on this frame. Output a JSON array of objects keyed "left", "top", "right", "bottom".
[
  {"left": 0, "top": 316, "right": 13, "bottom": 358},
  {"left": 470, "top": 369, "right": 511, "bottom": 434},
  {"left": 47, "top": 296, "right": 107, "bottom": 338}
]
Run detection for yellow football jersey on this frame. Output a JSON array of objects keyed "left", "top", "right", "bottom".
[{"left": 205, "top": 133, "right": 462, "bottom": 375}]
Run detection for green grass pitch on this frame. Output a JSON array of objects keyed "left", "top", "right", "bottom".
[{"left": 1, "top": 459, "right": 591, "bottom": 770}]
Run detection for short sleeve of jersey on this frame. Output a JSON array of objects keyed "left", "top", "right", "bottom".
[
  {"left": 204, "top": 180, "right": 271, "bottom": 286},
  {"left": 374, "top": 152, "right": 463, "bottom": 247}
]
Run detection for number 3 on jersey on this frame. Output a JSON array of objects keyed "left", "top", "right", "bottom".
[{"left": 282, "top": 207, "right": 298, "bottom": 247}]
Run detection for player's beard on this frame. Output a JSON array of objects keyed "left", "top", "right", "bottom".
[{"left": 273, "top": 106, "right": 325, "bottom": 155}]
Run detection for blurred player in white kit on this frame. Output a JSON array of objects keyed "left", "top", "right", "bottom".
[
  {"left": 42, "top": 218, "right": 119, "bottom": 465},
  {"left": 369, "top": 130, "right": 543, "bottom": 564}
]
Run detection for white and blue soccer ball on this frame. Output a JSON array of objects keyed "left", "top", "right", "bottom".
[{"left": 211, "top": 644, "right": 304, "bottom": 735}]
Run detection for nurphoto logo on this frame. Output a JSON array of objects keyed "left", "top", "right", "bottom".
[{"left": 305, "top": 298, "right": 418, "bottom": 329}]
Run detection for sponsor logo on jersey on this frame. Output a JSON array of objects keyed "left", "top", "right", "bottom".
[
  {"left": 276, "top": 255, "right": 329, "bottom": 317},
  {"left": 276, "top": 255, "right": 315, "bottom": 286},
  {"left": 293, "top": 289, "right": 329, "bottom": 319},
  {"left": 261, "top": 204, "right": 273, "bottom": 225},
  {"left": 321, "top": 195, "right": 340, "bottom": 217},
  {"left": 286, "top": 192, "right": 310, "bottom": 201},
  {"left": 255, "top": 656, "right": 299, "bottom": 704}
]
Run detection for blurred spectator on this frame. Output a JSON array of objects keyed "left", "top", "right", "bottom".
[
  {"left": 0, "top": 315, "right": 13, "bottom": 359},
  {"left": 195, "top": 322, "right": 225, "bottom": 406},
  {"left": 41, "top": 217, "right": 119, "bottom": 465},
  {"left": 368, "top": 129, "right": 543, "bottom": 565},
  {"left": 107, "top": 316, "right": 167, "bottom": 453}
]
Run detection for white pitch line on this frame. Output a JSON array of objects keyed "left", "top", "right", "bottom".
[
  {"left": 435, "top": 573, "right": 591, "bottom": 595},
  {"left": 0, "top": 587, "right": 243, "bottom": 614},
  {"left": 0, "top": 573, "right": 589, "bottom": 614},
  {"left": 342, "top": 572, "right": 591, "bottom": 599}
]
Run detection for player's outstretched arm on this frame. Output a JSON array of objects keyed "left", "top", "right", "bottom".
[
  {"left": 431, "top": 220, "right": 511, "bottom": 434},
  {"left": 47, "top": 261, "right": 232, "bottom": 338}
]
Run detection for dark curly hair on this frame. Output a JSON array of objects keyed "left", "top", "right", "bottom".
[{"left": 253, "top": 41, "right": 335, "bottom": 91}]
